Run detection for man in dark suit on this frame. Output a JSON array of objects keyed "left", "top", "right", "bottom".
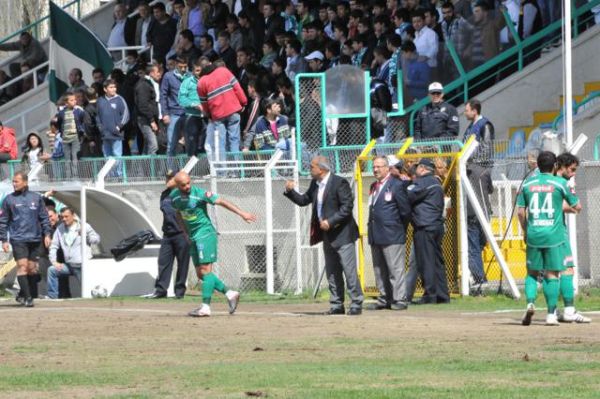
[
  {"left": 367, "top": 156, "right": 411, "bottom": 311},
  {"left": 284, "top": 156, "right": 363, "bottom": 315}
]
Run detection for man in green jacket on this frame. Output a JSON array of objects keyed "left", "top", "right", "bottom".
[{"left": 177, "top": 58, "right": 206, "bottom": 156}]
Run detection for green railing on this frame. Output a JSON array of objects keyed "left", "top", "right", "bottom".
[
  {"left": 594, "top": 134, "right": 600, "bottom": 161},
  {"left": 402, "top": 0, "right": 600, "bottom": 135},
  {"left": 552, "top": 91, "right": 600, "bottom": 130},
  {"left": 0, "top": 0, "right": 81, "bottom": 45}
]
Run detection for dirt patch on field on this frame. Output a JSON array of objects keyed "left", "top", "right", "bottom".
[{"left": 1, "top": 298, "right": 599, "bottom": 398}]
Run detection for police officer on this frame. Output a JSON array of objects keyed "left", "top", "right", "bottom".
[
  {"left": 413, "top": 82, "right": 459, "bottom": 139},
  {"left": 407, "top": 158, "right": 450, "bottom": 304},
  {"left": 0, "top": 171, "right": 52, "bottom": 307},
  {"left": 147, "top": 171, "right": 191, "bottom": 299},
  {"left": 367, "top": 156, "right": 411, "bottom": 310}
]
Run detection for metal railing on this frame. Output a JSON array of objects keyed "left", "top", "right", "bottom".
[
  {"left": 0, "top": 60, "right": 48, "bottom": 93},
  {"left": 2, "top": 100, "right": 50, "bottom": 138},
  {"left": 552, "top": 91, "right": 600, "bottom": 131},
  {"left": 0, "top": 0, "right": 81, "bottom": 45}
]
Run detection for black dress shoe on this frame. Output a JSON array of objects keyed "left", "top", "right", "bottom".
[
  {"left": 390, "top": 302, "right": 408, "bottom": 310},
  {"left": 175, "top": 295, "right": 184, "bottom": 300},
  {"left": 366, "top": 303, "right": 390, "bottom": 310},
  {"left": 324, "top": 308, "right": 345, "bottom": 315},
  {"left": 347, "top": 308, "right": 362, "bottom": 315},
  {"left": 147, "top": 292, "right": 167, "bottom": 299}
]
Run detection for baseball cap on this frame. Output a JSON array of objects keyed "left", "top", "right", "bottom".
[
  {"left": 418, "top": 158, "right": 435, "bottom": 169},
  {"left": 305, "top": 51, "right": 324, "bottom": 61},
  {"left": 428, "top": 82, "right": 444, "bottom": 93}
]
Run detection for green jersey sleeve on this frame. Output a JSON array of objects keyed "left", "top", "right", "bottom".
[
  {"left": 191, "top": 186, "right": 219, "bottom": 205},
  {"left": 516, "top": 189, "right": 526, "bottom": 208},
  {"left": 561, "top": 179, "right": 579, "bottom": 207}
]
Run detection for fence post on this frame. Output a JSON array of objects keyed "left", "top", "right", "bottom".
[{"left": 264, "top": 149, "right": 284, "bottom": 294}]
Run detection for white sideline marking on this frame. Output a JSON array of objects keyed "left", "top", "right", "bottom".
[{"left": 461, "top": 309, "right": 600, "bottom": 316}]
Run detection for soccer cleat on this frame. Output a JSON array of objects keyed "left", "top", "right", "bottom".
[
  {"left": 546, "top": 311, "right": 560, "bottom": 326},
  {"left": 559, "top": 310, "right": 592, "bottom": 323},
  {"left": 225, "top": 290, "right": 240, "bottom": 315},
  {"left": 188, "top": 304, "right": 211, "bottom": 317},
  {"left": 522, "top": 303, "right": 535, "bottom": 326}
]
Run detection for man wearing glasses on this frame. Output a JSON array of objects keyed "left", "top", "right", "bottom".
[{"left": 413, "top": 82, "right": 459, "bottom": 140}]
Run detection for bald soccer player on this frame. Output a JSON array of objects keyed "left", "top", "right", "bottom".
[{"left": 170, "top": 171, "right": 257, "bottom": 317}]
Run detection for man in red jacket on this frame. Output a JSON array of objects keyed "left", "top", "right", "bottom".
[
  {"left": 0, "top": 121, "right": 18, "bottom": 163},
  {"left": 196, "top": 58, "right": 247, "bottom": 162}
]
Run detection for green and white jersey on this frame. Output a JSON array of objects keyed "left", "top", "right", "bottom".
[
  {"left": 170, "top": 186, "right": 219, "bottom": 236},
  {"left": 516, "top": 173, "right": 579, "bottom": 248}
]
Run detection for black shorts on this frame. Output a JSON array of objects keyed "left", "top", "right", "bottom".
[{"left": 11, "top": 241, "right": 44, "bottom": 261}]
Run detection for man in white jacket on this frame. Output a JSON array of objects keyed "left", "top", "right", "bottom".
[{"left": 47, "top": 207, "right": 100, "bottom": 299}]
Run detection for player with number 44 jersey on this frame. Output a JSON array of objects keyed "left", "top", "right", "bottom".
[{"left": 516, "top": 151, "right": 581, "bottom": 326}]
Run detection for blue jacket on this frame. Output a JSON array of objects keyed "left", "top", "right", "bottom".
[
  {"left": 407, "top": 173, "right": 445, "bottom": 230},
  {"left": 367, "top": 176, "right": 411, "bottom": 246},
  {"left": 56, "top": 106, "right": 86, "bottom": 143},
  {"left": 96, "top": 94, "right": 130, "bottom": 141},
  {"left": 160, "top": 70, "right": 185, "bottom": 117},
  {"left": 0, "top": 188, "right": 51, "bottom": 242},
  {"left": 405, "top": 58, "right": 430, "bottom": 102}
]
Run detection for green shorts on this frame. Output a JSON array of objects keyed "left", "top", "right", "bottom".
[
  {"left": 526, "top": 244, "right": 569, "bottom": 272},
  {"left": 561, "top": 241, "right": 574, "bottom": 268},
  {"left": 190, "top": 231, "right": 218, "bottom": 266}
]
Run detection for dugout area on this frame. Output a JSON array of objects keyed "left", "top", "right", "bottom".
[{"left": 354, "top": 137, "right": 470, "bottom": 298}]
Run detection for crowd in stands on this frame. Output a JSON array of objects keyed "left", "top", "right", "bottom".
[{"left": 0, "top": 0, "right": 599, "bottom": 168}]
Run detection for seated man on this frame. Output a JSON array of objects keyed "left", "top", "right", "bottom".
[
  {"left": 47, "top": 207, "right": 100, "bottom": 299},
  {"left": 242, "top": 98, "right": 292, "bottom": 153}
]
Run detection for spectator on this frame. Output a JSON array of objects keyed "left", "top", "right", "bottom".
[
  {"left": 243, "top": 98, "right": 292, "bottom": 152},
  {"left": 0, "top": 70, "right": 18, "bottom": 105},
  {"left": 393, "top": 8, "right": 412, "bottom": 40},
  {"left": 305, "top": 50, "right": 325, "bottom": 72},
  {"left": 0, "top": 32, "right": 47, "bottom": 80},
  {"left": 372, "top": 46, "right": 391, "bottom": 84},
  {"left": 148, "top": 2, "right": 178, "bottom": 65},
  {"left": 236, "top": 47, "right": 252, "bottom": 90},
  {"left": 134, "top": 64, "right": 162, "bottom": 155},
  {"left": 325, "top": 40, "right": 341, "bottom": 68},
  {"left": 55, "top": 92, "right": 86, "bottom": 165},
  {"left": 386, "top": 34, "right": 403, "bottom": 98},
  {"left": 296, "top": 0, "right": 314, "bottom": 40},
  {"left": 260, "top": 39, "right": 278, "bottom": 69},
  {"left": 241, "top": 79, "right": 261, "bottom": 148},
  {"left": 176, "top": 29, "right": 202, "bottom": 69},
  {"left": 181, "top": 0, "right": 206, "bottom": 46},
  {"left": 68, "top": 68, "right": 87, "bottom": 91},
  {"left": 373, "top": 15, "right": 391, "bottom": 48},
  {"left": 333, "top": 21, "right": 349, "bottom": 46},
  {"left": 454, "top": 0, "right": 474, "bottom": 19},
  {"left": 97, "top": 78, "right": 130, "bottom": 157},
  {"left": 226, "top": 15, "right": 244, "bottom": 51},
  {"left": 412, "top": 10, "right": 439, "bottom": 70},
  {"left": 413, "top": 82, "right": 459, "bottom": 139},
  {"left": 198, "top": 59, "right": 247, "bottom": 161},
  {"left": 206, "top": 0, "right": 230, "bottom": 38},
  {"left": 47, "top": 207, "right": 100, "bottom": 299},
  {"left": 107, "top": 4, "right": 135, "bottom": 47},
  {"left": 401, "top": 40, "right": 430, "bottom": 103},
  {"left": 45, "top": 120, "right": 60, "bottom": 159},
  {"left": 19, "top": 62, "right": 34, "bottom": 94},
  {"left": 276, "top": 77, "right": 296, "bottom": 126},
  {"left": 271, "top": 57, "right": 286, "bottom": 80},
  {"left": 324, "top": 4, "right": 338, "bottom": 39},
  {"left": 135, "top": 1, "right": 154, "bottom": 48},
  {"left": 469, "top": 2, "right": 506, "bottom": 67},
  {"left": 281, "top": 0, "right": 299, "bottom": 34},
  {"left": 463, "top": 98, "right": 494, "bottom": 166},
  {"left": 351, "top": 34, "right": 373, "bottom": 70},
  {"left": 92, "top": 68, "right": 106, "bottom": 85},
  {"left": 160, "top": 57, "right": 187, "bottom": 156},
  {"left": 217, "top": 31, "right": 238, "bottom": 73},
  {"left": 370, "top": 78, "right": 393, "bottom": 142},
  {"left": 519, "top": 0, "right": 543, "bottom": 65},
  {"left": 285, "top": 38, "right": 306, "bottom": 81},
  {"left": 263, "top": 2, "right": 285, "bottom": 42},
  {"left": 178, "top": 58, "right": 205, "bottom": 156},
  {"left": 199, "top": 34, "right": 219, "bottom": 61},
  {"left": 81, "top": 87, "right": 102, "bottom": 158},
  {"left": 440, "top": 2, "right": 473, "bottom": 82},
  {"left": 21, "top": 132, "right": 50, "bottom": 171},
  {"left": 238, "top": 10, "right": 259, "bottom": 53}
]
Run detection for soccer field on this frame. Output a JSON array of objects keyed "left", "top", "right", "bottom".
[{"left": 1, "top": 294, "right": 600, "bottom": 399}]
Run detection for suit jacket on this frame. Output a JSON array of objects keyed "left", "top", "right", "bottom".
[
  {"left": 367, "top": 176, "right": 411, "bottom": 246},
  {"left": 284, "top": 174, "right": 359, "bottom": 249}
]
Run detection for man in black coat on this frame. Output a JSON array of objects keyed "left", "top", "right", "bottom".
[
  {"left": 284, "top": 156, "right": 363, "bottom": 315},
  {"left": 134, "top": 64, "right": 161, "bottom": 155},
  {"left": 407, "top": 158, "right": 450, "bottom": 304},
  {"left": 367, "top": 156, "right": 411, "bottom": 310}
]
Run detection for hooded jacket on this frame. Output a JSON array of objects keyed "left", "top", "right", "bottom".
[{"left": 0, "top": 126, "right": 17, "bottom": 159}]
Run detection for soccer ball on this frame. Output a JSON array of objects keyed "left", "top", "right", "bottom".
[{"left": 91, "top": 285, "right": 108, "bottom": 298}]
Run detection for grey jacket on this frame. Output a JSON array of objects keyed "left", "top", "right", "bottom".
[{"left": 49, "top": 221, "right": 100, "bottom": 265}]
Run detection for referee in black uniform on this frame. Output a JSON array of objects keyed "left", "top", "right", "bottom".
[
  {"left": 148, "top": 171, "right": 191, "bottom": 299},
  {"left": 407, "top": 159, "right": 450, "bottom": 304}
]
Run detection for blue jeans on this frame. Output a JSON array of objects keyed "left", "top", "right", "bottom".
[
  {"left": 47, "top": 263, "right": 81, "bottom": 299},
  {"left": 205, "top": 113, "right": 241, "bottom": 162},
  {"left": 102, "top": 139, "right": 123, "bottom": 177},
  {"left": 467, "top": 222, "right": 487, "bottom": 284},
  {"left": 166, "top": 114, "right": 183, "bottom": 156}
]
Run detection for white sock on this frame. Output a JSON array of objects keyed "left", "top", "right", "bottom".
[{"left": 564, "top": 306, "right": 575, "bottom": 315}]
